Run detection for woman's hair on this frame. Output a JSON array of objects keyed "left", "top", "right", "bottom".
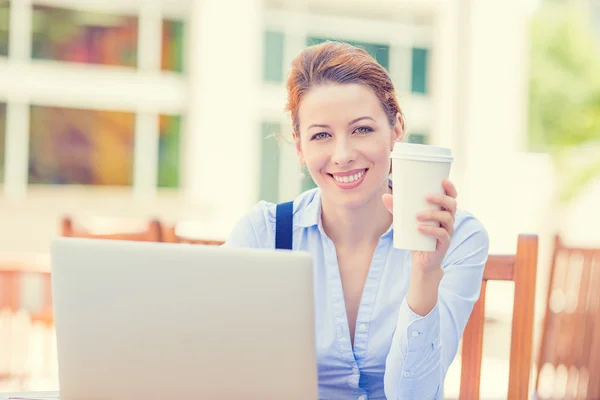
[{"left": 285, "top": 41, "right": 404, "bottom": 136}]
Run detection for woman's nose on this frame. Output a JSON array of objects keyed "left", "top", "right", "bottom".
[{"left": 331, "top": 139, "right": 356, "bottom": 167}]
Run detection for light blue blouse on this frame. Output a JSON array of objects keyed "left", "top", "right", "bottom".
[{"left": 223, "top": 187, "right": 489, "bottom": 400}]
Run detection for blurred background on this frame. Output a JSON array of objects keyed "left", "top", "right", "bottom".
[{"left": 0, "top": 0, "right": 599, "bottom": 398}]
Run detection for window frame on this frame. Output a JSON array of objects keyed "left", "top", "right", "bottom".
[{"left": 0, "top": 0, "right": 189, "bottom": 198}]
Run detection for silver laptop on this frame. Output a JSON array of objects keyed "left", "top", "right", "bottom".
[{"left": 50, "top": 238, "right": 318, "bottom": 400}]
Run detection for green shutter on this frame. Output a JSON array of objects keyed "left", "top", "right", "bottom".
[
  {"left": 259, "top": 122, "right": 281, "bottom": 202},
  {"left": 263, "top": 31, "right": 284, "bottom": 83},
  {"left": 411, "top": 48, "right": 428, "bottom": 94}
]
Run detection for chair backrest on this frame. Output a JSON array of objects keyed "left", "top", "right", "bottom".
[
  {"left": 534, "top": 235, "right": 600, "bottom": 399},
  {"left": 61, "top": 216, "right": 163, "bottom": 242},
  {"left": 175, "top": 237, "right": 225, "bottom": 246},
  {"left": 0, "top": 263, "right": 54, "bottom": 387},
  {"left": 459, "top": 234, "right": 539, "bottom": 400},
  {"left": 0, "top": 266, "right": 53, "bottom": 324},
  {"left": 163, "top": 222, "right": 225, "bottom": 246}
]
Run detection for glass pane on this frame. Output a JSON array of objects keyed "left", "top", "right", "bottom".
[
  {"left": 31, "top": 5, "right": 137, "bottom": 67},
  {"left": 0, "top": 103, "right": 5, "bottom": 182},
  {"left": 0, "top": 1, "right": 8, "bottom": 56},
  {"left": 158, "top": 114, "right": 181, "bottom": 188},
  {"left": 411, "top": 48, "right": 429, "bottom": 94},
  {"left": 407, "top": 133, "right": 428, "bottom": 144},
  {"left": 302, "top": 172, "right": 318, "bottom": 192},
  {"left": 594, "top": 4, "right": 600, "bottom": 40},
  {"left": 307, "top": 37, "right": 390, "bottom": 70},
  {"left": 259, "top": 121, "right": 281, "bottom": 203},
  {"left": 162, "top": 19, "right": 184, "bottom": 73},
  {"left": 264, "top": 30, "right": 284, "bottom": 82},
  {"left": 29, "top": 105, "right": 135, "bottom": 185}
]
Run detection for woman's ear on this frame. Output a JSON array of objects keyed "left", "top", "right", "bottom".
[
  {"left": 393, "top": 112, "right": 404, "bottom": 143},
  {"left": 293, "top": 131, "right": 304, "bottom": 164}
]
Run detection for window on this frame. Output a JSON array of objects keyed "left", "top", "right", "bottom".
[
  {"left": 0, "top": 103, "right": 5, "bottom": 182},
  {"left": 162, "top": 19, "right": 185, "bottom": 73},
  {"left": 28, "top": 105, "right": 134, "bottom": 185},
  {"left": 259, "top": 121, "right": 281, "bottom": 202},
  {"left": 301, "top": 174, "right": 317, "bottom": 192},
  {"left": 0, "top": 2, "right": 8, "bottom": 56},
  {"left": 158, "top": 114, "right": 181, "bottom": 188},
  {"left": 307, "top": 36, "right": 390, "bottom": 70},
  {"left": 593, "top": 3, "right": 600, "bottom": 43},
  {"left": 263, "top": 30, "right": 284, "bottom": 83},
  {"left": 411, "top": 48, "right": 429, "bottom": 94},
  {"left": 407, "top": 132, "right": 428, "bottom": 144},
  {"left": 31, "top": 6, "right": 138, "bottom": 67}
]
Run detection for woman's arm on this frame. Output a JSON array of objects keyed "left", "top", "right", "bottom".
[{"left": 384, "top": 214, "right": 489, "bottom": 400}]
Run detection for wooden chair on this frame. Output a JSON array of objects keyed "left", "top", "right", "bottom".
[
  {"left": 459, "top": 234, "right": 539, "bottom": 400},
  {"left": 533, "top": 235, "right": 600, "bottom": 400},
  {"left": 163, "top": 222, "right": 225, "bottom": 246},
  {"left": 0, "top": 261, "right": 54, "bottom": 390},
  {"left": 175, "top": 237, "right": 225, "bottom": 246},
  {"left": 61, "top": 216, "right": 163, "bottom": 242}
]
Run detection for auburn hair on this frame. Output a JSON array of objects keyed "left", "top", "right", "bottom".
[{"left": 285, "top": 41, "right": 404, "bottom": 136}]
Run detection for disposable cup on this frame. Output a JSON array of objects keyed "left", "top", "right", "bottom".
[{"left": 390, "top": 142, "right": 454, "bottom": 252}]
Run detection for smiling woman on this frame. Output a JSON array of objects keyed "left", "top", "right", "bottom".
[
  {"left": 224, "top": 40, "right": 489, "bottom": 400},
  {"left": 296, "top": 83, "right": 400, "bottom": 211},
  {"left": 287, "top": 42, "right": 403, "bottom": 211}
]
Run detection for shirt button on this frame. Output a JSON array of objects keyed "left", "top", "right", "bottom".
[
  {"left": 352, "top": 367, "right": 359, "bottom": 375},
  {"left": 359, "top": 324, "right": 367, "bottom": 332},
  {"left": 403, "top": 371, "right": 411, "bottom": 378},
  {"left": 357, "top": 395, "right": 367, "bottom": 400},
  {"left": 411, "top": 331, "right": 420, "bottom": 338}
]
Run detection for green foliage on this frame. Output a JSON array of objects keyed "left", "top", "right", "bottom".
[{"left": 529, "top": 1, "right": 600, "bottom": 202}]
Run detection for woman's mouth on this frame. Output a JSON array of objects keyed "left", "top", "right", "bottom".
[{"left": 328, "top": 169, "right": 368, "bottom": 190}]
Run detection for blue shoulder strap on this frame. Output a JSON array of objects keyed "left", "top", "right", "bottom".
[{"left": 275, "top": 200, "right": 294, "bottom": 250}]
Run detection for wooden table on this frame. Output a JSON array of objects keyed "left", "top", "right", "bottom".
[{"left": 0, "top": 393, "right": 59, "bottom": 400}]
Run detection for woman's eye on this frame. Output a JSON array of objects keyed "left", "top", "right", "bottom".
[
  {"left": 355, "top": 126, "right": 373, "bottom": 134},
  {"left": 311, "top": 132, "right": 330, "bottom": 140}
]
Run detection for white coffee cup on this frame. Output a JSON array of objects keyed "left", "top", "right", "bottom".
[{"left": 390, "top": 142, "right": 454, "bottom": 252}]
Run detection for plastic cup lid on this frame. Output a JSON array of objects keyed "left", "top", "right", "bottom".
[{"left": 390, "top": 142, "right": 454, "bottom": 163}]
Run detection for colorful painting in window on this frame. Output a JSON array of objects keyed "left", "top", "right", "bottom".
[
  {"left": 0, "top": 2, "right": 8, "bottom": 56},
  {"left": 162, "top": 19, "right": 185, "bottom": 73},
  {"left": 31, "top": 5, "right": 138, "bottom": 67},
  {"left": 29, "top": 105, "right": 134, "bottom": 186},
  {"left": 31, "top": 6, "right": 186, "bottom": 72},
  {"left": 158, "top": 114, "right": 181, "bottom": 188},
  {"left": 0, "top": 103, "right": 5, "bottom": 182}
]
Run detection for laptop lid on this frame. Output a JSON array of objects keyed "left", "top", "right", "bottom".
[{"left": 50, "top": 238, "right": 317, "bottom": 400}]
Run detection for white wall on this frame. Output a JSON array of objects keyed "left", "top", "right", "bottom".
[
  {"left": 3, "top": 0, "right": 597, "bottom": 255},
  {"left": 183, "top": 0, "right": 263, "bottom": 230}
]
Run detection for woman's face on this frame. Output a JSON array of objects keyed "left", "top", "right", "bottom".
[{"left": 295, "top": 83, "right": 403, "bottom": 209}]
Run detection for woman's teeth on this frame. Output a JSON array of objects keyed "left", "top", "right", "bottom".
[{"left": 333, "top": 170, "right": 365, "bottom": 183}]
